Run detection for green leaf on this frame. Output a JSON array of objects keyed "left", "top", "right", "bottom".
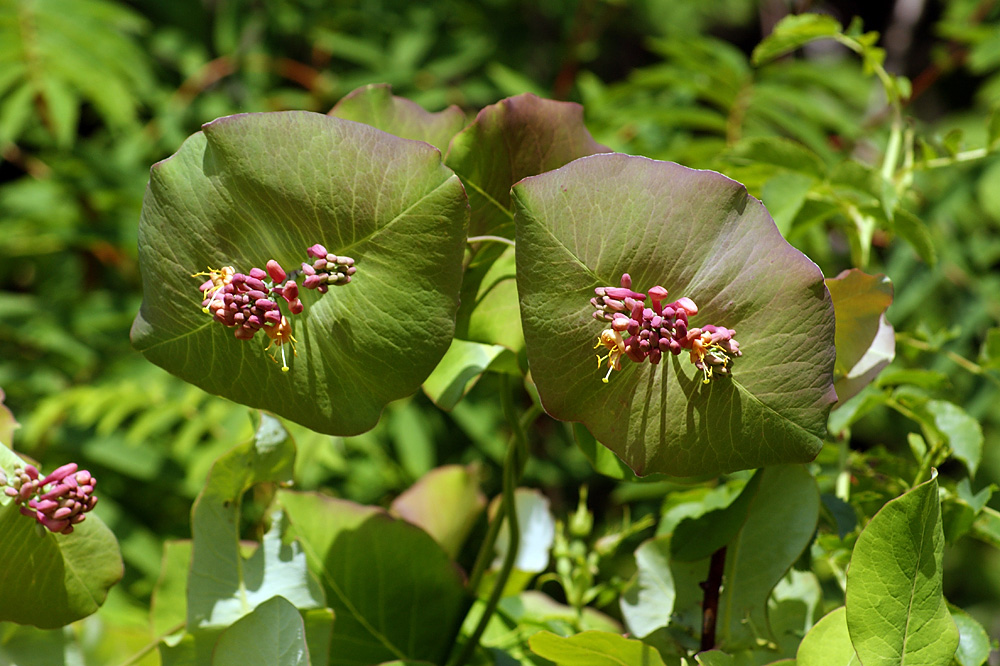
[
  {"left": 0, "top": 388, "right": 17, "bottom": 448},
  {"left": 0, "top": 447, "right": 122, "bottom": 628},
  {"left": 188, "top": 414, "right": 324, "bottom": 629},
  {"left": 455, "top": 243, "right": 525, "bottom": 353},
  {"left": 213, "top": 596, "right": 310, "bottom": 666},
  {"left": 796, "top": 607, "right": 861, "bottom": 666},
  {"left": 445, "top": 93, "right": 609, "bottom": 238},
  {"left": 977, "top": 327, "right": 1000, "bottom": 370},
  {"left": 970, "top": 506, "right": 1000, "bottom": 548},
  {"left": 671, "top": 472, "right": 760, "bottom": 562},
  {"left": 825, "top": 269, "right": 895, "bottom": 402},
  {"left": 717, "top": 465, "right": 820, "bottom": 649},
  {"left": 751, "top": 14, "right": 844, "bottom": 65},
  {"left": 513, "top": 154, "right": 837, "bottom": 476},
  {"left": 948, "top": 604, "right": 991, "bottom": 666},
  {"left": 620, "top": 535, "right": 675, "bottom": 638},
  {"left": 845, "top": 471, "right": 959, "bottom": 666},
  {"left": 762, "top": 171, "right": 815, "bottom": 235},
  {"left": 390, "top": 464, "right": 486, "bottom": 559},
  {"left": 328, "top": 83, "right": 466, "bottom": 153},
  {"left": 492, "top": 488, "right": 555, "bottom": 573},
  {"left": 726, "top": 137, "right": 827, "bottom": 178},
  {"left": 528, "top": 630, "right": 667, "bottom": 666},
  {"left": 131, "top": 112, "right": 469, "bottom": 436},
  {"left": 925, "top": 400, "right": 983, "bottom": 477},
  {"left": 150, "top": 540, "right": 191, "bottom": 641},
  {"left": 893, "top": 209, "right": 937, "bottom": 266},
  {"left": 278, "top": 490, "right": 467, "bottom": 666},
  {"left": 572, "top": 423, "right": 645, "bottom": 481},
  {"left": 422, "top": 339, "right": 515, "bottom": 411},
  {"left": 987, "top": 105, "right": 1000, "bottom": 151}
]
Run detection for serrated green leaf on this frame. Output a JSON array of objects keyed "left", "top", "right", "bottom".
[
  {"left": 528, "top": 630, "right": 667, "bottom": 666},
  {"left": 513, "top": 154, "right": 837, "bottom": 476},
  {"left": 845, "top": 472, "right": 959, "bottom": 666},
  {"left": 328, "top": 83, "right": 466, "bottom": 153},
  {"left": 621, "top": 536, "right": 675, "bottom": 638},
  {"left": 212, "top": 596, "right": 310, "bottom": 666},
  {"left": 752, "top": 14, "right": 844, "bottom": 65},
  {"left": 131, "top": 112, "right": 469, "bottom": 436},
  {"left": 796, "top": 606, "right": 861, "bottom": 666}
]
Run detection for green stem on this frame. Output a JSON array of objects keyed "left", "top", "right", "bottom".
[
  {"left": 449, "top": 376, "right": 529, "bottom": 666},
  {"left": 467, "top": 235, "right": 516, "bottom": 248}
]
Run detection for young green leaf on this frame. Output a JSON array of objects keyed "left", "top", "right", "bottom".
[
  {"left": 513, "top": 154, "right": 837, "bottom": 476},
  {"left": 925, "top": 400, "right": 983, "bottom": 477},
  {"left": 796, "top": 607, "right": 861, "bottom": 666},
  {"left": 212, "top": 596, "right": 311, "bottom": 666},
  {"left": 751, "top": 14, "right": 844, "bottom": 66},
  {"left": 528, "top": 630, "right": 668, "bottom": 666},
  {"left": 948, "top": 604, "right": 991, "bottom": 666},
  {"left": 845, "top": 471, "right": 959, "bottom": 666}
]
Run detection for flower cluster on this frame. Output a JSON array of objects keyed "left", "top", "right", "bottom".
[
  {"left": 2, "top": 463, "right": 98, "bottom": 535},
  {"left": 592, "top": 273, "right": 741, "bottom": 384},
  {"left": 194, "top": 244, "right": 356, "bottom": 371}
]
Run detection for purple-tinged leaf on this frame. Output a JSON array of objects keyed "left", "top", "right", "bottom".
[
  {"left": 390, "top": 464, "right": 486, "bottom": 558},
  {"left": 513, "top": 153, "right": 836, "bottom": 476}
]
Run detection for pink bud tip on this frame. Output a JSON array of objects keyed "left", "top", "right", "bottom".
[
  {"left": 24, "top": 465, "right": 39, "bottom": 480},
  {"left": 648, "top": 286, "right": 668, "bottom": 301},
  {"left": 265, "top": 260, "right": 287, "bottom": 283},
  {"left": 307, "top": 244, "right": 328, "bottom": 258},
  {"left": 675, "top": 297, "right": 698, "bottom": 316},
  {"left": 620, "top": 273, "right": 632, "bottom": 289},
  {"left": 249, "top": 267, "right": 267, "bottom": 281},
  {"left": 3, "top": 487, "right": 18, "bottom": 497},
  {"left": 41, "top": 463, "right": 78, "bottom": 486}
]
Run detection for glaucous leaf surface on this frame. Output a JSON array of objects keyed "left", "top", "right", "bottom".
[
  {"left": 278, "top": 490, "right": 467, "bottom": 666},
  {"left": 513, "top": 154, "right": 836, "bottom": 476},
  {"left": 213, "top": 596, "right": 309, "bottom": 666},
  {"left": 845, "top": 472, "right": 959, "bottom": 666},
  {"left": 717, "top": 465, "right": 819, "bottom": 649},
  {"left": 188, "top": 415, "right": 323, "bottom": 629},
  {"left": 796, "top": 607, "right": 860, "bottom": 666},
  {"left": 528, "top": 630, "right": 668, "bottom": 666},
  {"left": 825, "top": 269, "right": 894, "bottom": 403},
  {"left": 0, "top": 443, "right": 122, "bottom": 628},
  {"left": 328, "top": 83, "right": 466, "bottom": 153},
  {"left": 620, "top": 535, "right": 675, "bottom": 638},
  {"left": 131, "top": 111, "right": 469, "bottom": 435},
  {"left": 390, "top": 464, "right": 486, "bottom": 558}
]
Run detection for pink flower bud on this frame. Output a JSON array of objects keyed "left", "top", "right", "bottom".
[
  {"left": 266, "top": 260, "right": 286, "bottom": 283},
  {"left": 620, "top": 273, "right": 632, "bottom": 289},
  {"left": 648, "top": 285, "right": 668, "bottom": 301},
  {"left": 3, "top": 487, "right": 18, "bottom": 497},
  {"left": 249, "top": 267, "right": 267, "bottom": 281},
  {"left": 289, "top": 300, "right": 304, "bottom": 315},
  {"left": 24, "top": 465, "right": 39, "bottom": 480},
  {"left": 675, "top": 297, "right": 698, "bottom": 316},
  {"left": 307, "top": 244, "right": 328, "bottom": 258}
]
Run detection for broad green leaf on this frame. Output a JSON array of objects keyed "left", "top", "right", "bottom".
[
  {"left": 874, "top": 369, "right": 949, "bottom": 390},
  {"left": 752, "top": 14, "right": 843, "bottom": 65},
  {"left": 188, "top": 415, "right": 324, "bottom": 629},
  {"left": 493, "top": 488, "right": 556, "bottom": 573},
  {"left": 727, "top": 137, "right": 826, "bottom": 178},
  {"left": 671, "top": 472, "right": 760, "bottom": 562},
  {"left": 328, "top": 83, "right": 466, "bottom": 153},
  {"left": 828, "top": 384, "right": 889, "bottom": 436},
  {"left": 0, "top": 624, "right": 83, "bottom": 666},
  {"left": 717, "top": 465, "right": 819, "bottom": 649},
  {"left": 796, "top": 607, "right": 860, "bottom": 666},
  {"left": 970, "top": 506, "right": 1000, "bottom": 548},
  {"left": 573, "top": 423, "right": 643, "bottom": 480},
  {"left": 925, "top": 400, "right": 983, "bottom": 477},
  {"left": 762, "top": 171, "right": 815, "bottom": 235},
  {"left": 0, "top": 444, "right": 122, "bottom": 628},
  {"left": 513, "top": 154, "right": 837, "bottom": 476},
  {"left": 845, "top": 472, "right": 959, "bottom": 666},
  {"left": 620, "top": 535, "right": 675, "bottom": 638},
  {"left": 825, "top": 269, "right": 895, "bottom": 403},
  {"left": 131, "top": 112, "right": 469, "bottom": 436},
  {"left": 445, "top": 93, "right": 610, "bottom": 238},
  {"left": 278, "top": 490, "right": 467, "bottom": 666},
  {"left": 696, "top": 651, "right": 734, "bottom": 666},
  {"left": 422, "top": 339, "right": 516, "bottom": 411},
  {"left": 390, "top": 464, "right": 486, "bottom": 558},
  {"left": 213, "top": 596, "right": 309, "bottom": 666},
  {"left": 948, "top": 604, "right": 991, "bottom": 666},
  {"left": 528, "top": 630, "right": 667, "bottom": 666}
]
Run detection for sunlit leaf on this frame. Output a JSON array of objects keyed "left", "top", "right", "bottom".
[
  {"left": 925, "top": 400, "right": 983, "bottom": 477},
  {"left": 796, "top": 607, "right": 860, "bottom": 666},
  {"left": 514, "top": 154, "right": 836, "bottom": 476},
  {"left": 422, "top": 339, "right": 516, "bottom": 411},
  {"left": 528, "top": 630, "right": 668, "bottom": 666},
  {"left": 213, "top": 596, "right": 310, "bottom": 666},
  {"left": 751, "top": 14, "right": 844, "bottom": 65},
  {"left": 390, "top": 464, "right": 486, "bottom": 558},
  {"left": 131, "top": 112, "right": 469, "bottom": 436},
  {"left": 620, "top": 535, "right": 675, "bottom": 638},
  {"left": 949, "top": 604, "right": 991, "bottom": 666},
  {"left": 328, "top": 83, "right": 466, "bottom": 153},
  {"left": 845, "top": 471, "right": 959, "bottom": 666}
]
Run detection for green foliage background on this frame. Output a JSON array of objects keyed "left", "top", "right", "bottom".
[{"left": 1, "top": 0, "right": 999, "bottom": 662}]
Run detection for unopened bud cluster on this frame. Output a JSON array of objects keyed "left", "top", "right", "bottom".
[
  {"left": 592, "top": 273, "right": 741, "bottom": 383},
  {"left": 2, "top": 463, "right": 97, "bottom": 535},
  {"left": 194, "top": 244, "right": 355, "bottom": 371}
]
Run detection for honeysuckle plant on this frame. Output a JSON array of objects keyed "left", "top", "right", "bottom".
[{"left": 3, "top": 13, "right": 998, "bottom": 666}]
